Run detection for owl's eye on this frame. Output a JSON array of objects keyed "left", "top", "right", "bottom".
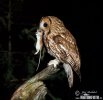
[{"left": 43, "top": 22, "right": 48, "bottom": 27}]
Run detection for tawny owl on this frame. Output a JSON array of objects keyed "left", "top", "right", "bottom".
[{"left": 35, "top": 16, "right": 81, "bottom": 88}]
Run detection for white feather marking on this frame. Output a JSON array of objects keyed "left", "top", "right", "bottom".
[
  {"left": 40, "top": 21, "right": 44, "bottom": 29},
  {"left": 60, "top": 45, "right": 67, "bottom": 52}
]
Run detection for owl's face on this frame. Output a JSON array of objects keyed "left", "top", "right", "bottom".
[{"left": 39, "top": 17, "right": 51, "bottom": 35}]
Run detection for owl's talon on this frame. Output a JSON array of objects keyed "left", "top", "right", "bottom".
[{"left": 48, "top": 59, "right": 60, "bottom": 68}]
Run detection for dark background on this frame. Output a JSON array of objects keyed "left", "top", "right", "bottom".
[{"left": 0, "top": 0, "right": 102, "bottom": 100}]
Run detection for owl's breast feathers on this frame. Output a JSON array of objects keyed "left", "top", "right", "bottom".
[{"left": 44, "top": 30, "right": 80, "bottom": 76}]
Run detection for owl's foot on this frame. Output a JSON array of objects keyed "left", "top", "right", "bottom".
[{"left": 48, "top": 59, "right": 60, "bottom": 68}]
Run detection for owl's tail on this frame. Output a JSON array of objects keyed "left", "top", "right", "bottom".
[
  {"left": 72, "top": 62, "right": 81, "bottom": 82},
  {"left": 66, "top": 54, "right": 81, "bottom": 82},
  {"left": 63, "top": 63, "right": 73, "bottom": 88},
  {"left": 74, "top": 66, "right": 81, "bottom": 82}
]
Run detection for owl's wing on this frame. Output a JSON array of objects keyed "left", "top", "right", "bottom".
[{"left": 52, "top": 31, "right": 80, "bottom": 77}]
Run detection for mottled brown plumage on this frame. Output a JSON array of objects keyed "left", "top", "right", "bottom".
[{"left": 36, "top": 16, "right": 81, "bottom": 87}]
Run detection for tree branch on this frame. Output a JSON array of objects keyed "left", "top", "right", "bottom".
[{"left": 11, "top": 65, "right": 60, "bottom": 100}]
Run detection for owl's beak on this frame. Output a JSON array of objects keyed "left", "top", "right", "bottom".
[{"left": 37, "top": 28, "right": 44, "bottom": 36}]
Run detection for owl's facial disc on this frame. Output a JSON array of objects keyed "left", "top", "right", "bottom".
[{"left": 39, "top": 17, "right": 51, "bottom": 35}]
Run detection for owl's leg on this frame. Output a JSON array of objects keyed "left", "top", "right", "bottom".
[
  {"left": 48, "top": 59, "right": 60, "bottom": 68},
  {"left": 63, "top": 63, "right": 73, "bottom": 88}
]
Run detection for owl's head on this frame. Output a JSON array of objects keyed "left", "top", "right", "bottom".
[
  {"left": 39, "top": 16, "right": 51, "bottom": 34},
  {"left": 39, "top": 16, "right": 65, "bottom": 35}
]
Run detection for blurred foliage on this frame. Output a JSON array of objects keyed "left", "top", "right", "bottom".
[
  {"left": 0, "top": 0, "right": 72, "bottom": 100},
  {"left": 0, "top": 0, "right": 42, "bottom": 100}
]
